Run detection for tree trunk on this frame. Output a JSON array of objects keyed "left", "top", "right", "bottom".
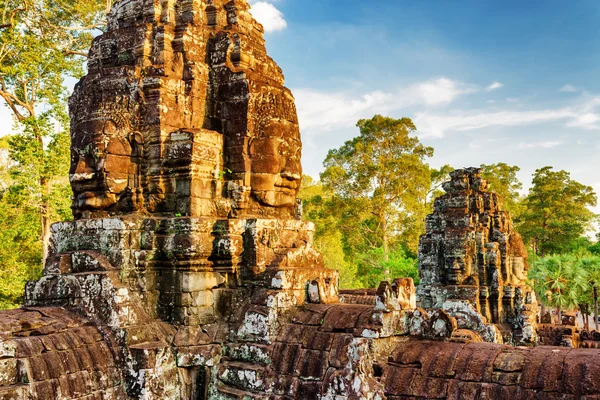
[
  {"left": 40, "top": 177, "right": 50, "bottom": 267},
  {"left": 595, "top": 286, "right": 599, "bottom": 331},
  {"left": 381, "top": 215, "right": 389, "bottom": 261},
  {"left": 36, "top": 129, "right": 50, "bottom": 267},
  {"left": 540, "top": 303, "right": 545, "bottom": 322},
  {"left": 586, "top": 311, "right": 590, "bottom": 331},
  {"left": 381, "top": 215, "right": 389, "bottom": 279}
]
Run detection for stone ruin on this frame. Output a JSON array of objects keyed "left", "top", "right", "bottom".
[
  {"left": 418, "top": 167, "right": 538, "bottom": 345},
  {"left": 0, "top": 1, "right": 600, "bottom": 399}
]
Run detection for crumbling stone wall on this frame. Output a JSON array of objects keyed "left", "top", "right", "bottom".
[
  {"left": 381, "top": 340, "right": 600, "bottom": 399},
  {"left": 0, "top": 308, "right": 123, "bottom": 399}
]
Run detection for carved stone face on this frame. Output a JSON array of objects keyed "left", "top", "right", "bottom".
[
  {"left": 249, "top": 119, "right": 301, "bottom": 207},
  {"left": 70, "top": 119, "right": 135, "bottom": 215},
  {"left": 447, "top": 257, "right": 471, "bottom": 285}
]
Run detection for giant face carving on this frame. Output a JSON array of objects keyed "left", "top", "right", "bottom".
[
  {"left": 70, "top": 118, "right": 138, "bottom": 216},
  {"left": 248, "top": 118, "right": 302, "bottom": 207},
  {"left": 446, "top": 257, "right": 473, "bottom": 285}
]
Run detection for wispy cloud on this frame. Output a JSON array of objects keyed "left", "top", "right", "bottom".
[
  {"left": 295, "top": 77, "right": 475, "bottom": 133},
  {"left": 414, "top": 109, "right": 576, "bottom": 138},
  {"left": 518, "top": 141, "right": 562, "bottom": 149},
  {"left": 249, "top": 1, "right": 287, "bottom": 33},
  {"left": 295, "top": 78, "right": 600, "bottom": 139},
  {"left": 486, "top": 81, "right": 504, "bottom": 91},
  {"left": 414, "top": 102, "right": 600, "bottom": 138},
  {"left": 412, "top": 78, "right": 476, "bottom": 105},
  {"left": 560, "top": 84, "right": 579, "bottom": 93}
]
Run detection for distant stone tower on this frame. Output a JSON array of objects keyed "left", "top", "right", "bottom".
[{"left": 418, "top": 167, "right": 538, "bottom": 344}]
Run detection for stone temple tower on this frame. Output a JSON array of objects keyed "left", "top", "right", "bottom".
[
  {"left": 18, "top": 0, "right": 337, "bottom": 397},
  {"left": 418, "top": 167, "right": 537, "bottom": 344}
]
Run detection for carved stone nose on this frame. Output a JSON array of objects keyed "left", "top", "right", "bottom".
[
  {"left": 70, "top": 159, "right": 95, "bottom": 182},
  {"left": 281, "top": 158, "right": 301, "bottom": 181}
]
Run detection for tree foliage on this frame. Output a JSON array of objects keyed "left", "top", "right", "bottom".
[
  {"left": 0, "top": 0, "right": 106, "bottom": 307},
  {"left": 529, "top": 253, "right": 600, "bottom": 329},
  {"left": 321, "top": 115, "right": 433, "bottom": 255},
  {"left": 355, "top": 246, "right": 418, "bottom": 289},
  {"left": 299, "top": 176, "right": 361, "bottom": 289},
  {"left": 425, "top": 164, "right": 452, "bottom": 212},
  {"left": 529, "top": 254, "right": 588, "bottom": 313},
  {"left": 480, "top": 162, "right": 523, "bottom": 218},
  {"left": 0, "top": 0, "right": 108, "bottom": 121},
  {"left": 519, "top": 167, "right": 597, "bottom": 256}
]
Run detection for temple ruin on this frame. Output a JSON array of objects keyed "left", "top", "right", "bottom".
[
  {"left": 0, "top": 0, "right": 599, "bottom": 399},
  {"left": 419, "top": 167, "right": 537, "bottom": 345}
]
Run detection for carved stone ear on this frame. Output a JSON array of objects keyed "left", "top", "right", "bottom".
[{"left": 129, "top": 131, "right": 144, "bottom": 145}]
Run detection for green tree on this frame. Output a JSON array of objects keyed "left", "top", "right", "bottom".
[
  {"left": 299, "top": 176, "right": 361, "bottom": 289},
  {"left": 0, "top": 186, "right": 43, "bottom": 308},
  {"left": 0, "top": 0, "right": 107, "bottom": 265},
  {"left": 577, "top": 255, "right": 600, "bottom": 330},
  {"left": 424, "top": 164, "right": 452, "bottom": 212},
  {"left": 529, "top": 254, "right": 589, "bottom": 320},
  {"left": 480, "top": 163, "right": 523, "bottom": 217},
  {"left": 321, "top": 115, "right": 433, "bottom": 256},
  {"left": 356, "top": 246, "right": 418, "bottom": 288},
  {"left": 519, "top": 167, "right": 597, "bottom": 256}
]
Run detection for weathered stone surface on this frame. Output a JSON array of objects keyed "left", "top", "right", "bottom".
[
  {"left": 2, "top": 0, "right": 600, "bottom": 398},
  {"left": 418, "top": 167, "right": 538, "bottom": 345},
  {"left": 69, "top": 0, "right": 302, "bottom": 221},
  {"left": 381, "top": 341, "right": 600, "bottom": 399},
  {"left": 0, "top": 308, "right": 123, "bottom": 399}
]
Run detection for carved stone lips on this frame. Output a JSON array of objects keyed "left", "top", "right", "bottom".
[
  {"left": 275, "top": 180, "right": 298, "bottom": 193},
  {"left": 70, "top": 177, "right": 101, "bottom": 193}
]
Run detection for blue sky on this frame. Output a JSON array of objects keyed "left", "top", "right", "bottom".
[{"left": 249, "top": 0, "right": 600, "bottom": 205}]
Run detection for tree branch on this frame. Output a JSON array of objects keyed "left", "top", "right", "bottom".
[
  {"left": 0, "top": 7, "right": 25, "bottom": 30},
  {"left": 63, "top": 49, "right": 88, "bottom": 57},
  {"left": 0, "top": 77, "right": 32, "bottom": 120}
]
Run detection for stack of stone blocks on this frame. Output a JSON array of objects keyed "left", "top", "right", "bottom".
[{"left": 418, "top": 168, "right": 538, "bottom": 345}]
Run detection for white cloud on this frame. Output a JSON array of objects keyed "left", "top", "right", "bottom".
[
  {"left": 518, "top": 141, "right": 562, "bottom": 149},
  {"left": 294, "top": 89, "right": 391, "bottom": 133},
  {"left": 567, "top": 112, "right": 600, "bottom": 128},
  {"left": 411, "top": 78, "right": 476, "bottom": 105},
  {"left": 414, "top": 108, "right": 577, "bottom": 138},
  {"left": 295, "top": 77, "right": 474, "bottom": 134},
  {"left": 560, "top": 84, "right": 579, "bottom": 93},
  {"left": 413, "top": 96, "right": 600, "bottom": 138},
  {"left": 248, "top": 1, "right": 287, "bottom": 33},
  {"left": 295, "top": 77, "right": 600, "bottom": 140},
  {"left": 486, "top": 81, "right": 504, "bottom": 91}
]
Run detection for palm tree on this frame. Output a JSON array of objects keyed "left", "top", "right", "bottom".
[
  {"left": 577, "top": 256, "right": 600, "bottom": 330},
  {"left": 529, "top": 254, "right": 589, "bottom": 322}
]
